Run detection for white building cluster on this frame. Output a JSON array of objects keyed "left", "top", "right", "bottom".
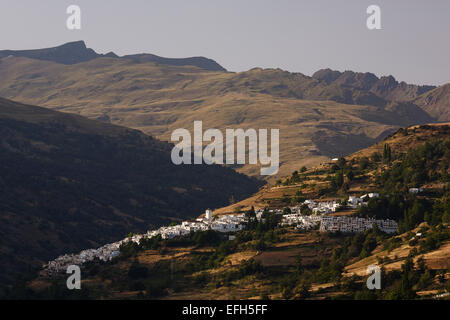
[
  {"left": 280, "top": 200, "right": 339, "bottom": 229},
  {"left": 281, "top": 213, "right": 322, "bottom": 230},
  {"left": 43, "top": 196, "right": 398, "bottom": 276},
  {"left": 303, "top": 199, "right": 341, "bottom": 214},
  {"left": 146, "top": 212, "right": 247, "bottom": 240},
  {"left": 320, "top": 216, "right": 398, "bottom": 234},
  {"left": 43, "top": 210, "right": 247, "bottom": 275},
  {"left": 43, "top": 241, "right": 122, "bottom": 275}
]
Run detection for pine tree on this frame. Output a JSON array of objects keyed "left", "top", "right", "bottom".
[{"left": 383, "top": 144, "right": 392, "bottom": 164}]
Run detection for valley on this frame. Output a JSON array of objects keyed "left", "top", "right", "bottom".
[{"left": 0, "top": 97, "right": 261, "bottom": 286}]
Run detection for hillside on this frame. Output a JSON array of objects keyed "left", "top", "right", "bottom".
[
  {"left": 7, "top": 123, "right": 449, "bottom": 300},
  {"left": 0, "top": 97, "right": 261, "bottom": 286},
  {"left": 14, "top": 225, "right": 449, "bottom": 300},
  {"left": 0, "top": 49, "right": 439, "bottom": 179},
  {"left": 215, "top": 123, "right": 450, "bottom": 214}
]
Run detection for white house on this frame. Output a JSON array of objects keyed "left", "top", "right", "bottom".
[
  {"left": 348, "top": 196, "right": 363, "bottom": 208},
  {"left": 409, "top": 188, "right": 424, "bottom": 194}
]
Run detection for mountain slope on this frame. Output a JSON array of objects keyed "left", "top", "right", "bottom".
[
  {"left": 0, "top": 97, "right": 261, "bottom": 286},
  {"left": 413, "top": 84, "right": 450, "bottom": 122},
  {"left": 0, "top": 56, "right": 435, "bottom": 179}
]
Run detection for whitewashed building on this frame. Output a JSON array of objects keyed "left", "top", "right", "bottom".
[{"left": 320, "top": 216, "right": 398, "bottom": 234}]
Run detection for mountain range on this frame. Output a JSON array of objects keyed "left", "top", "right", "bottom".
[{"left": 1, "top": 41, "right": 448, "bottom": 179}]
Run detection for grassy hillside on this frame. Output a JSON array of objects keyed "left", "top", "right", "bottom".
[
  {"left": 0, "top": 56, "right": 437, "bottom": 179},
  {"left": 0, "top": 97, "right": 261, "bottom": 286},
  {"left": 12, "top": 223, "right": 448, "bottom": 300}
]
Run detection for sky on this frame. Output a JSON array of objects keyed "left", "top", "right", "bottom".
[{"left": 1, "top": 0, "right": 449, "bottom": 85}]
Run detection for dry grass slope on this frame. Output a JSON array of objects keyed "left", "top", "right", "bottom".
[{"left": 0, "top": 57, "right": 436, "bottom": 180}]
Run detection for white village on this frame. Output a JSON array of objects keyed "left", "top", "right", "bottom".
[{"left": 43, "top": 195, "right": 398, "bottom": 275}]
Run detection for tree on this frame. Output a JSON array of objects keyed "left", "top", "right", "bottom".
[
  {"left": 300, "top": 204, "right": 312, "bottom": 216},
  {"left": 281, "top": 287, "right": 293, "bottom": 299},
  {"left": 290, "top": 196, "right": 300, "bottom": 205},
  {"left": 371, "top": 152, "right": 381, "bottom": 163},
  {"left": 244, "top": 206, "right": 258, "bottom": 230},
  {"left": 396, "top": 256, "right": 417, "bottom": 299},
  {"left": 404, "top": 199, "right": 426, "bottom": 230},
  {"left": 346, "top": 170, "right": 354, "bottom": 181},
  {"left": 296, "top": 282, "right": 311, "bottom": 299},
  {"left": 245, "top": 206, "right": 256, "bottom": 221},
  {"left": 261, "top": 207, "right": 270, "bottom": 219},
  {"left": 337, "top": 157, "right": 346, "bottom": 168},
  {"left": 331, "top": 170, "right": 344, "bottom": 190},
  {"left": 383, "top": 144, "right": 392, "bottom": 164},
  {"left": 254, "top": 239, "right": 267, "bottom": 251},
  {"left": 416, "top": 256, "right": 426, "bottom": 273},
  {"left": 291, "top": 171, "right": 300, "bottom": 183},
  {"left": 359, "top": 157, "right": 370, "bottom": 170}
]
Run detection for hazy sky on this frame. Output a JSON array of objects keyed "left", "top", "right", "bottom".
[{"left": 1, "top": 0, "right": 449, "bottom": 85}]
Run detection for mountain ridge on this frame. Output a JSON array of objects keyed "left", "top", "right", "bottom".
[
  {"left": 0, "top": 41, "right": 226, "bottom": 71},
  {"left": 312, "top": 68, "right": 436, "bottom": 102}
]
